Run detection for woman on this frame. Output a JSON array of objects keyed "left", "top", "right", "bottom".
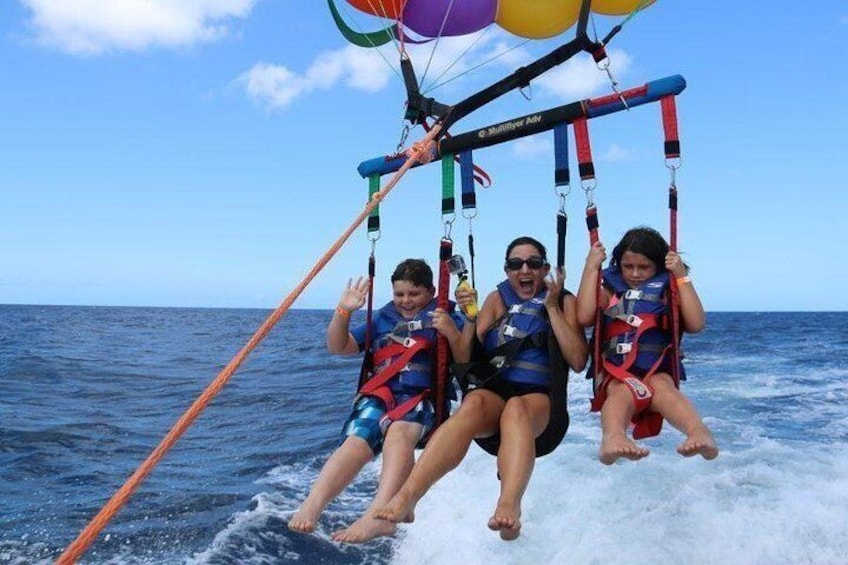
[{"left": 375, "top": 237, "right": 588, "bottom": 540}]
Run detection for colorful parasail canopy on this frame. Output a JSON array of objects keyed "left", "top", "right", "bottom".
[{"left": 335, "top": 0, "right": 655, "bottom": 45}]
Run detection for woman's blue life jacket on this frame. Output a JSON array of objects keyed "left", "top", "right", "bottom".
[{"left": 481, "top": 281, "right": 552, "bottom": 387}]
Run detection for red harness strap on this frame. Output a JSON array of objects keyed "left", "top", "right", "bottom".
[
  {"left": 359, "top": 337, "right": 433, "bottom": 404},
  {"left": 591, "top": 301, "right": 676, "bottom": 438},
  {"left": 433, "top": 238, "right": 452, "bottom": 428},
  {"left": 378, "top": 389, "right": 430, "bottom": 435}
]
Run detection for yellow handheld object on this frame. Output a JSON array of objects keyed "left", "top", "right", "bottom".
[{"left": 448, "top": 254, "right": 478, "bottom": 318}]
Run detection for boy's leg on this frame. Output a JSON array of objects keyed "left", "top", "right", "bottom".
[
  {"left": 488, "top": 393, "right": 549, "bottom": 541},
  {"left": 288, "top": 435, "right": 374, "bottom": 533},
  {"left": 646, "top": 373, "right": 718, "bottom": 460},
  {"left": 332, "top": 421, "right": 423, "bottom": 543},
  {"left": 375, "top": 389, "right": 505, "bottom": 523},
  {"left": 599, "top": 380, "right": 650, "bottom": 464}
]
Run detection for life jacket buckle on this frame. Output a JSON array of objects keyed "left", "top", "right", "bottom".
[
  {"left": 490, "top": 355, "right": 507, "bottom": 368},
  {"left": 407, "top": 320, "right": 423, "bottom": 331},
  {"left": 503, "top": 325, "right": 518, "bottom": 337},
  {"left": 616, "top": 343, "right": 633, "bottom": 354},
  {"left": 626, "top": 314, "right": 643, "bottom": 327},
  {"left": 508, "top": 304, "right": 523, "bottom": 314},
  {"left": 402, "top": 337, "right": 417, "bottom": 348},
  {"left": 624, "top": 289, "right": 643, "bottom": 300}
]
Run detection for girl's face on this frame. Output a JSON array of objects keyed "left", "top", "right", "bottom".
[
  {"left": 392, "top": 280, "right": 435, "bottom": 319},
  {"left": 505, "top": 243, "right": 550, "bottom": 300},
  {"left": 619, "top": 251, "right": 658, "bottom": 289}
]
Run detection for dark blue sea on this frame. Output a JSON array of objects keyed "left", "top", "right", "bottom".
[{"left": 2, "top": 306, "right": 847, "bottom": 564}]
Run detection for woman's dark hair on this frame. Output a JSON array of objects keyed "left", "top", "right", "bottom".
[
  {"left": 391, "top": 258, "right": 434, "bottom": 289},
  {"left": 610, "top": 227, "right": 676, "bottom": 272},
  {"left": 505, "top": 236, "right": 548, "bottom": 261}
]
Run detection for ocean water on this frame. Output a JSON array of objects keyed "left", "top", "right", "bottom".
[{"left": 1, "top": 306, "right": 847, "bottom": 564}]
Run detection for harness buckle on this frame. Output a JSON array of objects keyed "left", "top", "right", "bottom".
[
  {"left": 616, "top": 343, "right": 633, "bottom": 354},
  {"left": 490, "top": 355, "right": 507, "bottom": 368},
  {"left": 624, "top": 289, "right": 643, "bottom": 300},
  {"left": 402, "top": 337, "right": 417, "bottom": 348},
  {"left": 379, "top": 415, "right": 392, "bottom": 435},
  {"left": 625, "top": 314, "right": 644, "bottom": 327},
  {"left": 407, "top": 320, "right": 423, "bottom": 331},
  {"left": 503, "top": 325, "right": 518, "bottom": 338}
]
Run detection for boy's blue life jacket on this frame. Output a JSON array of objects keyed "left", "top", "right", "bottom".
[{"left": 369, "top": 300, "right": 440, "bottom": 395}]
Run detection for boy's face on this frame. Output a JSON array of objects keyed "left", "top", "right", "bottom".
[
  {"left": 392, "top": 280, "right": 435, "bottom": 319},
  {"left": 619, "top": 251, "right": 658, "bottom": 289}
]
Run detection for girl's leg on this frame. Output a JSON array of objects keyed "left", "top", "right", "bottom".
[
  {"left": 488, "top": 392, "right": 549, "bottom": 541},
  {"left": 288, "top": 435, "right": 374, "bottom": 533},
  {"left": 599, "top": 380, "right": 650, "bottom": 464},
  {"left": 375, "top": 390, "right": 505, "bottom": 523},
  {"left": 332, "top": 422, "right": 423, "bottom": 543},
  {"left": 646, "top": 373, "right": 718, "bottom": 459}
]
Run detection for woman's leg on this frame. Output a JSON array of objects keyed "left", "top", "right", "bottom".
[
  {"left": 375, "top": 390, "right": 505, "bottom": 523},
  {"left": 647, "top": 372, "right": 718, "bottom": 459},
  {"left": 488, "top": 392, "right": 549, "bottom": 541},
  {"left": 332, "top": 421, "right": 423, "bottom": 543},
  {"left": 599, "top": 380, "right": 650, "bottom": 464}
]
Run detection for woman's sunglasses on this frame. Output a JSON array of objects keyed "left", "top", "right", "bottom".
[{"left": 504, "top": 256, "right": 547, "bottom": 271}]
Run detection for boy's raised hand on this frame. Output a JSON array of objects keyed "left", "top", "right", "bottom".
[{"left": 339, "top": 277, "right": 369, "bottom": 313}]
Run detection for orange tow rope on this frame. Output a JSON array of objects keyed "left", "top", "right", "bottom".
[{"left": 56, "top": 124, "right": 442, "bottom": 565}]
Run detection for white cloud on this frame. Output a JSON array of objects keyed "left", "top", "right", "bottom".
[
  {"left": 238, "top": 45, "right": 393, "bottom": 111},
  {"left": 511, "top": 134, "right": 550, "bottom": 159},
  {"left": 536, "top": 47, "right": 633, "bottom": 100},
  {"left": 602, "top": 142, "right": 634, "bottom": 161},
  {"left": 237, "top": 24, "right": 634, "bottom": 114},
  {"left": 21, "top": 0, "right": 255, "bottom": 55}
]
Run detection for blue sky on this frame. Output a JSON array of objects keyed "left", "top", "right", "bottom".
[{"left": 2, "top": 1, "right": 846, "bottom": 311}]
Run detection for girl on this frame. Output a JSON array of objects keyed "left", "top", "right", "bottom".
[{"left": 575, "top": 227, "right": 718, "bottom": 465}]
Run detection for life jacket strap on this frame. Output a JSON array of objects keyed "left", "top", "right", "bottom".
[
  {"left": 361, "top": 338, "right": 432, "bottom": 396},
  {"left": 509, "top": 360, "right": 551, "bottom": 375},
  {"left": 455, "top": 331, "right": 549, "bottom": 390},
  {"left": 502, "top": 324, "right": 528, "bottom": 339},
  {"left": 601, "top": 341, "right": 667, "bottom": 357}
]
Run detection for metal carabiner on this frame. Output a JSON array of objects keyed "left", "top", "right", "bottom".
[
  {"left": 598, "top": 57, "right": 629, "bottom": 111},
  {"left": 665, "top": 158, "right": 682, "bottom": 186},
  {"left": 443, "top": 214, "right": 455, "bottom": 239},
  {"left": 554, "top": 182, "right": 571, "bottom": 215},
  {"left": 582, "top": 179, "right": 597, "bottom": 209},
  {"left": 396, "top": 123, "right": 411, "bottom": 155}
]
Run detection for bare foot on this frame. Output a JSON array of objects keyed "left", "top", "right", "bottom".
[
  {"left": 599, "top": 435, "right": 650, "bottom": 465},
  {"left": 374, "top": 490, "right": 416, "bottom": 524},
  {"left": 487, "top": 502, "right": 521, "bottom": 541},
  {"left": 331, "top": 514, "right": 397, "bottom": 544},
  {"left": 288, "top": 504, "right": 321, "bottom": 534},
  {"left": 678, "top": 427, "right": 719, "bottom": 460}
]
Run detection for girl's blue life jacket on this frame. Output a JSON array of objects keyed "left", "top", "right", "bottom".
[{"left": 595, "top": 267, "right": 684, "bottom": 380}]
